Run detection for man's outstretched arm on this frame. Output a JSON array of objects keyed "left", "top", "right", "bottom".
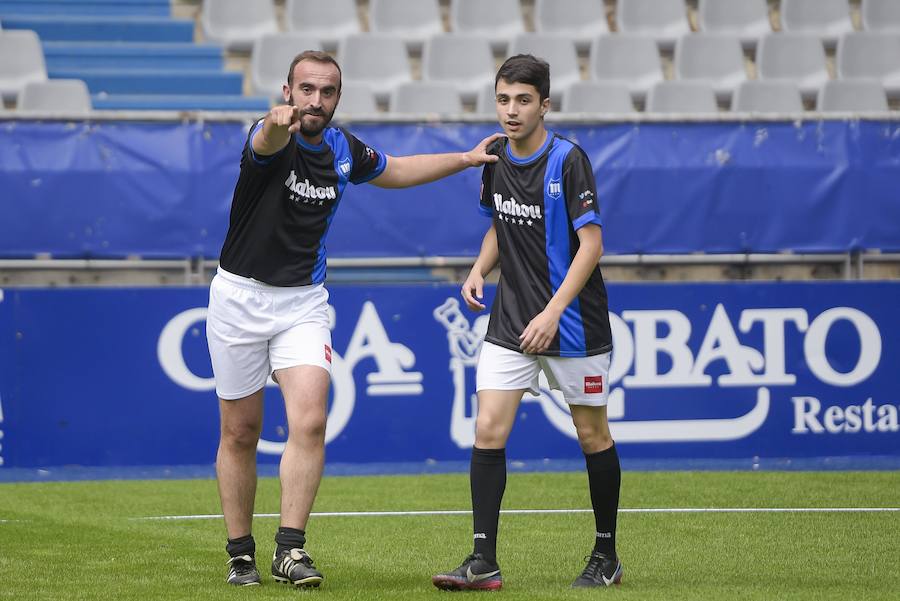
[{"left": 370, "top": 133, "right": 504, "bottom": 189}]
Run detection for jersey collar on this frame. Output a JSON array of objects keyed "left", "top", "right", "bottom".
[{"left": 505, "top": 130, "right": 554, "bottom": 165}]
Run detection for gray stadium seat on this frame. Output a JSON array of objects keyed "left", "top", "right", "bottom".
[
  {"left": 732, "top": 80, "right": 804, "bottom": 113},
  {"left": 338, "top": 34, "right": 412, "bottom": 101},
  {"left": 780, "top": 0, "right": 853, "bottom": 47},
  {"left": 333, "top": 81, "right": 378, "bottom": 118},
  {"left": 756, "top": 33, "right": 829, "bottom": 100},
  {"left": 697, "top": 0, "right": 771, "bottom": 49},
  {"left": 285, "top": 0, "right": 360, "bottom": 51},
  {"left": 562, "top": 81, "right": 635, "bottom": 114},
  {"left": 646, "top": 81, "right": 718, "bottom": 114},
  {"left": 0, "top": 30, "right": 47, "bottom": 102},
  {"left": 862, "top": 0, "right": 900, "bottom": 33},
  {"left": 390, "top": 81, "right": 463, "bottom": 115},
  {"left": 674, "top": 33, "right": 747, "bottom": 102},
  {"left": 616, "top": 0, "right": 690, "bottom": 50},
  {"left": 450, "top": 0, "right": 524, "bottom": 53},
  {"left": 817, "top": 79, "right": 888, "bottom": 112},
  {"left": 18, "top": 79, "right": 91, "bottom": 115},
  {"left": 369, "top": 0, "right": 443, "bottom": 52},
  {"left": 509, "top": 34, "right": 581, "bottom": 108},
  {"left": 475, "top": 82, "right": 497, "bottom": 116},
  {"left": 201, "top": 0, "right": 278, "bottom": 52},
  {"left": 251, "top": 34, "right": 324, "bottom": 98},
  {"left": 422, "top": 34, "right": 494, "bottom": 102},
  {"left": 533, "top": 0, "right": 608, "bottom": 52},
  {"left": 589, "top": 34, "right": 663, "bottom": 102},
  {"left": 837, "top": 32, "right": 900, "bottom": 98}
]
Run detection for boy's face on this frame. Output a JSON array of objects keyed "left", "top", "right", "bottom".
[{"left": 495, "top": 79, "right": 550, "bottom": 144}]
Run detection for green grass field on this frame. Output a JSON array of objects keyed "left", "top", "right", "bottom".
[{"left": 1, "top": 471, "right": 899, "bottom": 600}]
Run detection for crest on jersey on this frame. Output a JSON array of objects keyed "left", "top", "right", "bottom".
[
  {"left": 547, "top": 178, "right": 562, "bottom": 198},
  {"left": 338, "top": 158, "right": 352, "bottom": 176}
]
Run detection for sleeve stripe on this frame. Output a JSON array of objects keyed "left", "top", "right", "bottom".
[
  {"left": 479, "top": 205, "right": 493, "bottom": 217},
  {"left": 573, "top": 212, "right": 602, "bottom": 230}
]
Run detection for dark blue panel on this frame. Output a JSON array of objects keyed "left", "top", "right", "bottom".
[
  {"left": 0, "top": 282, "right": 897, "bottom": 469},
  {"left": 42, "top": 42, "right": 224, "bottom": 71},
  {"left": 1, "top": 121, "right": 899, "bottom": 258},
  {"left": 1, "top": 15, "right": 194, "bottom": 42},
  {"left": 0, "top": 0, "right": 170, "bottom": 17}
]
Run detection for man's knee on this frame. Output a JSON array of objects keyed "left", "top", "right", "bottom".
[
  {"left": 289, "top": 412, "right": 327, "bottom": 443},
  {"left": 221, "top": 419, "right": 262, "bottom": 451},
  {"left": 475, "top": 413, "right": 508, "bottom": 447},
  {"left": 573, "top": 418, "right": 613, "bottom": 454}
]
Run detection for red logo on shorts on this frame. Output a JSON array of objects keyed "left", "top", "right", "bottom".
[
  {"left": 324, "top": 345, "right": 332, "bottom": 364},
  {"left": 584, "top": 375, "right": 603, "bottom": 394}
]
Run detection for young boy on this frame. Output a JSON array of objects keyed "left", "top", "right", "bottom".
[{"left": 431, "top": 54, "right": 623, "bottom": 591}]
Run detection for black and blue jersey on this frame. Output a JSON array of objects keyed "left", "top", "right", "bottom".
[
  {"left": 480, "top": 133, "right": 612, "bottom": 357},
  {"left": 219, "top": 120, "right": 387, "bottom": 286}
]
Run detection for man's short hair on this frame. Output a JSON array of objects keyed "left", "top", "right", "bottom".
[
  {"left": 287, "top": 50, "right": 342, "bottom": 90},
  {"left": 495, "top": 54, "right": 551, "bottom": 102}
]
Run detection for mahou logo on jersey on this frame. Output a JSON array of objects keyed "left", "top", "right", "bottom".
[
  {"left": 493, "top": 193, "right": 543, "bottom": 223},
  {"left": 285, "top": 170, "right": 336, "bottom": 201}
]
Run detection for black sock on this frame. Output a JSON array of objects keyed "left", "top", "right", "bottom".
[
  {"left": 470, "top": 446, "right": 506, "bottom": 563},
  {"left": 585, "top": 445, "right": 621, "bottom": 557},
  {"left": 226, "top": 534, "right": 255, "bottom": 558},
  {"left": 275, "top": 527, "right": 306, "bottom": 555}
]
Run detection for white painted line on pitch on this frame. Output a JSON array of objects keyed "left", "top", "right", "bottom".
[{"left": 132, "top": 507, "right": 900, "bottom": 521}]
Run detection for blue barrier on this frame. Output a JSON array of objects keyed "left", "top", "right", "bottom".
[
  {"left": 1, "top": 120, "right": 899, "bottom": 259},
  {"left": 0, "top": 0, "right": 170, "bottom": 17},
  {"left": 0, "top": 282, "right": 897, "bottom": 469},
  {"left": 42, "top": 42, "right": 225, "bottom": 71},
  {"left": 1, "top": 15, "right": 194, "bottom": 42}
]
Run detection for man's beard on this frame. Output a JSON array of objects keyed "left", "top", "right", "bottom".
[{"left": 289, "top": 94, "right": 335, "bottom": 137}]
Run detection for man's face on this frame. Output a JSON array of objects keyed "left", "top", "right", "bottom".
[
  {"left": 494, "top": 79, "right": 549, "bottom": 143},
  {"left": 283, "top": 59, "right": 341, "bottom": 138}
]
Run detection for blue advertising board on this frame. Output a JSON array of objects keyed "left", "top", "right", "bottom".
[
  {"left": 0, "top": 282, "right": 897, "bottom": 469},
  {"left": 1, "top": 120, "right": 899, "bottom": 259}
]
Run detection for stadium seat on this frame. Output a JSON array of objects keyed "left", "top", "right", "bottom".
[
  {"left": 533, "top": 0, "right": 608, "bottom": 52},
  {"left": 509, "top": 34, "right": 580, "bottom": 108},
  {"left": 333, "top": 81, "right": 378, "bottom": 118},
  {"left": 616, "top": 0, "right": 690, "bottom": 50},
  {"left": 422, "top": 34, "right": 494, "bottom": 102},
  {"left": 369, "top": 0, "right": 443, "bottom": 52},
  {"left": 449, "top": 0, "right": 524, "bottom": 53},
  {"left": 731, "top": 80, "right": 804, "bottom": 113},
  {"left": 756, "top": 33, "right": 829, "bottom": 100},
  {"left": 674, "top": 33, "right": 747, "bottom": 102},
  {"left": 780, "top": 0, "right": 853, "bottom": 47},
  {"left": 0, "top": 29, "right": 47, "bottom": 101},
  {"left": 47, "top": 69, "right": 243, "bottom": 95},
  {"left": 338, "top": 34, "right": 412, "bottom": 101},
  {"left": 837, "top": 32, "right": 900, "bottom": 99},
  {"left": 589, "top": 34, "right": 663, "bottom": 102},
  {"left": 201, "top": 0, "right": 278, "bottom": 52},
  {"left": 390, "top": 81, "right": 463, "bottom": 115},
  {"left": 817, "top": 79, "right": 888, "bottom": 112},
  {"left": 646, "top": 81, "right": 718, "bottom": 114},
  {"left": 861, "top": 0, "right": 900, "bottom": 33},
  {"left": 285, "top": 0, "right": 360, "bottom": 51},
  {"left": 561, "top": 81, "right": 635, "bottom": 114},
  {"left": 17, "top": 78, "right": 92, "bottom": 114},
  {"left": 475, "top": 82, "right": 496, "bottom": 116},
  {"left": 251, "top": 34, "right": 324, "bottom": 98},
  {"left": 697, "top": 0, "right": 771, "bottom": 49}
]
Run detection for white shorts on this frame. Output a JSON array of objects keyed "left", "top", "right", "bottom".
[
  {"left": 476, "top": 341, "right": 611, "bottom": 406},
  {"left": 206, "top": 268, "right": 332, "bottom": 400}
]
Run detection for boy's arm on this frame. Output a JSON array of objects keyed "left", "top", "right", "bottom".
[
  {"left": 461, "top": 223, "right": 499, "bottom": 312},
  {"left": 370, "top": 133, "right": 503, "bottom": 188},
  {"left": 519, "top": 224, "right": 603, "bottom": 354}
]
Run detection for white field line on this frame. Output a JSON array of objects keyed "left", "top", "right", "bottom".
[{"left": 131, "top": 507, "right": 900, "bottom": 521}]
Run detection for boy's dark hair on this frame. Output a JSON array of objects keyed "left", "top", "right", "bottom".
[
  {"left": 495, "top": 54, "right": 551, "bottom": 101},
  {"left": 287, "top": 50, "right": 342, "bottom": 90}
]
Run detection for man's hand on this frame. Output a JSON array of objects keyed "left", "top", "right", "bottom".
[
  {"left": 519, "top": 308, "right": 561, "bottom": 354},
  {"left": 462, "top": 133, "right": 505, "bottom": 168},
  {"left": 270, "top": 104, "right": 302, "bottom": 133},
  {"left": 461, "top": 270, "right": 487, "bottom": 311}
]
